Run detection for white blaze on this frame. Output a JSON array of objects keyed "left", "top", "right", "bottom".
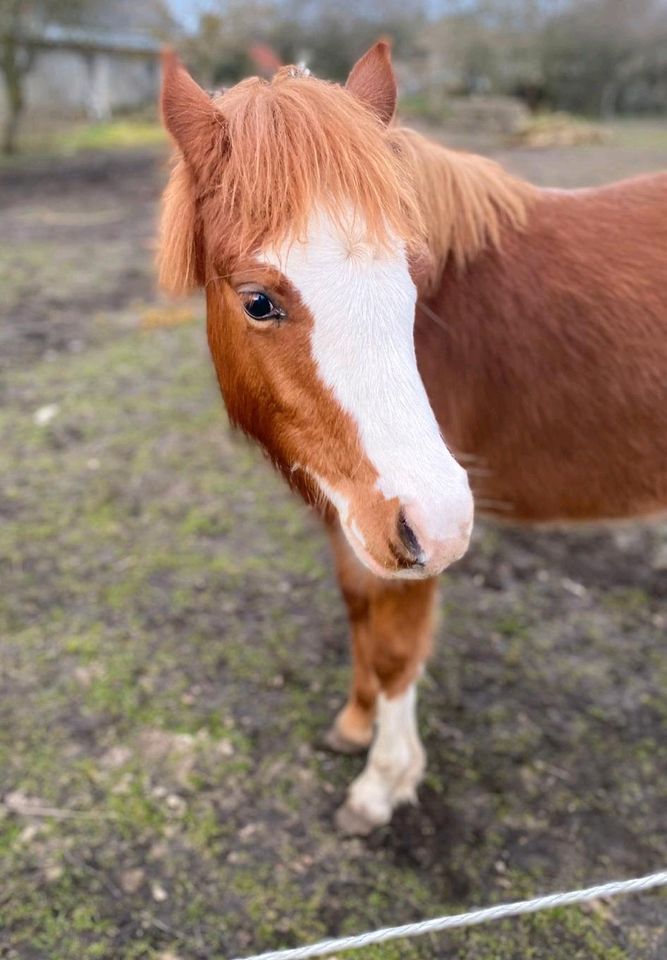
[{"left": 260, "top": 210, "right": 471, "bottom": 544}]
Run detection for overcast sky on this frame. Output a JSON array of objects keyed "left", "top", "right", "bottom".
[
  {"left": 168, "top": 0, "right": 201, "bottom": 30},
  {"left": 166, "top": 0, "right": 456, "bottom": 30}
]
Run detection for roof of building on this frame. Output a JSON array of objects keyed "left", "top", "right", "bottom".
[{"left": 21, "top": 23, "right": 161, "bottom": 56}]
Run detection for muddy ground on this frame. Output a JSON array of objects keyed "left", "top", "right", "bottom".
[{"left": 1, "top": 126, "right": 667, "bottom": 960}]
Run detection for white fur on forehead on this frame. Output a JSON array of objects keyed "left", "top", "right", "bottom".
[
  {"left": 259, "top": 208, "right": 468, "bottom": 543},
  {"left": 278, "top": 207, "right": 404, "bottom": 267}
]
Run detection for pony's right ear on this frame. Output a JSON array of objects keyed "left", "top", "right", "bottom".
[{"left": 161, "top": 49, "right": 228, "bottom": 180}]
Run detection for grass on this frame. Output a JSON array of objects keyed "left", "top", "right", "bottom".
[
  {"left": 1, "top": 116, "right": 166, "bottom": 164},
  {"left": 2, "top": 319, "right": 665, "bottom": 959},
  {"left": 607, "top": 118, "right": 667, "bottom": 150},
  {"left": 53, "top": 119, "right": 167, "bottom": 153},
  {"left": 2, "top": 137, "right": 667, "bottom": 959},
  {"left": 398, "top": 96, "right": 667, "bottom": 155}
]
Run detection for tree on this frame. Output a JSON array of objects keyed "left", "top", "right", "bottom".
[
  {"left": 183, "top": 0, "right": 426, "bottom": 88},
  {"left": 275, "top": 0, "right": 426, "bottom": 81},
  {"left": 0, "top": 0, "right": 98, "bottom": 153},
  {"left": 541, "top": 0, "right": 667, "bottom": 115},
  {"left": 421, "top": 0, "right": 667, "bottom": 115},
  {"left": 183, "top": 2, "right": 278, "bottom": 89}
]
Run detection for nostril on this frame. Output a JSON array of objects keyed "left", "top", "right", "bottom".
[{"left": 396, "top": 509, "right": 424, "bottom": 565}]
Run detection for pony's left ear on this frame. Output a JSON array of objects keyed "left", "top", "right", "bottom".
[
  {"left": 345, "top": 40, "right": 397, "bottom": 126},
  {"left": 161, "top": 48, "right": 228, "bottom": 181}
]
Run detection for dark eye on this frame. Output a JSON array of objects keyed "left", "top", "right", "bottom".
[{"left": 241, "top": 291, "right": 283, "bottom": 322}]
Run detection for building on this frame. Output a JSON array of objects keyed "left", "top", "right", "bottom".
[{"left": 0, "top": 1, "right": 171, "bottom": 128}]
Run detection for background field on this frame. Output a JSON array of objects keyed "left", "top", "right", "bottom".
[{"left": 1, "top": 121, "right": 667, "bottom": 959}]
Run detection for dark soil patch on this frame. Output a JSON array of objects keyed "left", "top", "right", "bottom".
[
  {"left": 0, "top": 149, "right": 169, "bottom": 370},
  {"left": 1, "top": 130, "right": 666, "bottom": 960}
]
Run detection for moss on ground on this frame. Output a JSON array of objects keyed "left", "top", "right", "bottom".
[
  {"left": 2, "top": 321, "right": 665, "bottom": 960},
  {"left": 2, "top": 137, "right": 667, "bottom": 959}
]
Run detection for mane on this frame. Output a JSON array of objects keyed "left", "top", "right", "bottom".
[
  {"left": 390, "top": 126, "right": 535, "bottom": 288},
  {"left": 158, "top": 67, "right": 535, "bottom": 295}
]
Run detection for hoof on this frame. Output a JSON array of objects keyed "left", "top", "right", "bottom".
[
  {"left": 393, "top": 777, "right": 421, "bottom": 807},
  {"left": 323, "top": 724, "right": 371, "bottom": 755},
  {"left": 335, "top": 800, "right": 389, "bottom": 836}
]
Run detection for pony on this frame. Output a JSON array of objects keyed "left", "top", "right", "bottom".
[{"left": 158, "top": 43, "right": 667, "bottom": 834}]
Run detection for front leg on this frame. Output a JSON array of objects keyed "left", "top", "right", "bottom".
[
  {"left": 327, "top": 522, "right": 438, "bottom": 832},
  {"left": 325, "top": 524, "right": 379, "bottom": 753}
]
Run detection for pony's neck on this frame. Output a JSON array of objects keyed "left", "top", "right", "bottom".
[{"left": 393, "top": 127, "right": 535, "bottom": 291}]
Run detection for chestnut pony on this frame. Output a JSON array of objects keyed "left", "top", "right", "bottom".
[{"left": 159, "top": 44, "right": 667, "bottom": 833}]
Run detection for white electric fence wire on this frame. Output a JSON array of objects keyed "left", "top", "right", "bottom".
[{"left": 232, "top": 869, "right": 667, "bottom": 960}]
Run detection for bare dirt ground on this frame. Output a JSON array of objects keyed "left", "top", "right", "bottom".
[{"left": 1, "top": 126, "right": 667, "bottom": 960}]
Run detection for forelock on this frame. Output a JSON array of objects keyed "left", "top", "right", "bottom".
[{"left": 203, "top": 70, "right": 422, "bottom": 265}]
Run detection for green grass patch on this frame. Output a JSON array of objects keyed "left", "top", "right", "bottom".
[{"left": 1, "top": 117, "right": 166, "bottom": 165}]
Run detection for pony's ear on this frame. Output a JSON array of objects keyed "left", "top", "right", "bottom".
[
  {"left": 345, "top": 40, "right": 397, "bottom": 126},
  {"left": 161, "top": 48, "right": 228, "bottom": 180}
]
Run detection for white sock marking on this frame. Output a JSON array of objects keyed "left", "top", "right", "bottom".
[{"left": 347, "top": 682, "right": 425, "bottom": 825}]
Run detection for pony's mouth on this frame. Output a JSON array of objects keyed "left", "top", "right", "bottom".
[{"left": 304, "top": 465, "right": 468, "bottom": 580}]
